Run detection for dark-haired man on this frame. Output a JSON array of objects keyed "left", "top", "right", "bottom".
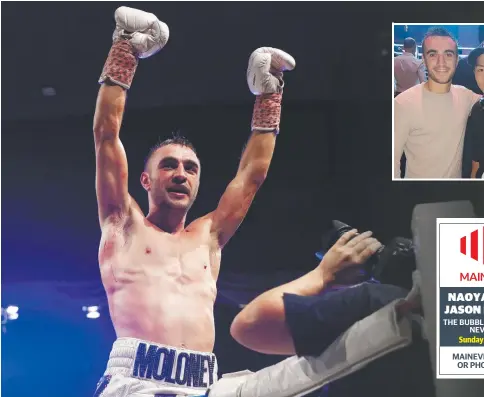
[
  {"left": 92, "top": 7, "right": 295, "bottom": 397},
  {"left": 463, "top": 42, "right": 484, "bottom": 178},
  {"left": 394, "top": 37, "right": 426, "bottom": 97},
  {"left": 394, "top": 27, "right": 481, "bottom": 179},
  {"left": 453, "top": 25, "right": 484, "bottom": 94}
]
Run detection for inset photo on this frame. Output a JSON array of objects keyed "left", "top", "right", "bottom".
[{"left": 393, "top": 24, "right": 484, "bottom": 180}]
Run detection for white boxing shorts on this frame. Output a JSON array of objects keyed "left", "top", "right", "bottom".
[{"left": 93, "top": 338, "right": 217, "bottom": 397}]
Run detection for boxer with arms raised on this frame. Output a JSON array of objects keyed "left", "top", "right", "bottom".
[{"left": 92, "top": 6, "right": 295, "bottom": 397}]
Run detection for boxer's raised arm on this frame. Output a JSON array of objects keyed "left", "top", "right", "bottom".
[
  {"left": 94, "top": 84, "right": 131, "bottom": 225},
  {"left": 92, "top": 7, "right": 169, "bottom": 226},
  {"left": 210, "top": 131, "right": 274, "bottom": 247},
  {"left": 210, "top": 48, "right": 295, "bottom": 247}
]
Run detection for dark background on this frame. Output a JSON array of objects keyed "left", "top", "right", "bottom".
[{"left": 2, "top": 2, "right": 484, "bottom": 397}]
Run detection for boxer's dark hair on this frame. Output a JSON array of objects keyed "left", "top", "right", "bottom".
[
  {"left": 422, "top": 27, "right": 458, "bottom": 54},
  {"left": 144, "top": 131, "right": 198, "bottom": 170}
]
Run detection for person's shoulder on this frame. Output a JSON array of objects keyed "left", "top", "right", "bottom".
[
  {"left": 395, "top": 84, "right": 423, "bottom": 106},
  {"left": 451, "top": 84, "right": 471, "bottom": 93},
  {"left": 451, "top": 84, "right": 476, "bottom": 95},
  {"left": 452, "top": 85, "right": 481, "bottom": 103}
]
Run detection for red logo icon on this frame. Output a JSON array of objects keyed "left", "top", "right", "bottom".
[{"left": 460, "top": 227, "right": 484, "bottom": 263}]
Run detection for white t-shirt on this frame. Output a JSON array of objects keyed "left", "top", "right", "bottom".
[{"left": 394, "top": 83, "right": 480, "bottom": 179}]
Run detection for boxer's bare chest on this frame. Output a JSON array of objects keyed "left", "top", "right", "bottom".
[{"left": 99, "top": 217, "right": 221, "bottom": 290}]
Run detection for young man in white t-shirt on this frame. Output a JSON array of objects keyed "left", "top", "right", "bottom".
[
  {"left": 394, "top": 27, "right": 481, "bottom": 179},
  {"left": 465, "top": 44, "right": 484, "bottom": 179}
]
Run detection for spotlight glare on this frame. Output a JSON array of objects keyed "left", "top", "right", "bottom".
[
  {"left": 8, "top": 313, "right": 19, "bottom": 320},
  {"left": 87, "top": 306, "right": 99, "bottom": 312},
  {"left": 6, "top": 306, "right": 18, "bottom": 315},
  {"left": 86, "top": 311, "right": 100, "bottom": 319}
]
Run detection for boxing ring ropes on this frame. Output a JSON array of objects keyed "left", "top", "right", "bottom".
[{"left": 393, "top": 44, "right": 476, "bottom": 60}]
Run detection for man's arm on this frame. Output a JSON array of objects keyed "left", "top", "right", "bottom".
[
  {"left": 94, "top": 84, "right": 131, "bottom": 226},
  {"left": 230, "top": 230, "right": 381, "bottom": 355},
  {"left": 230, "top": 269, "right": 326, "bottom": 355},
  {"left": 210, "top": 48, "right": 295, "bottom": 247},
  {"left": 210, "top": 132, "right": 274, "bottom": 247},
  {"left": 470, "top": 92, "right": 482, "bottom": 106},
  {"left": 464, "top": 87, "right": 482, "bottom": 111},
  {"left": 393, "top": 99, "right": 410, "bottom": 178},
  {"left": 417, "top": 61, "right": 426, "bottom": 83},
  {"left": 93, "top": 7, "right": 169, "bottom": 226}
]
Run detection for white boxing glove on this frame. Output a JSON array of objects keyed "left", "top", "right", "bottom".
[
  {"left": 248, "top": 47, "right": 295, "bottom": 132},
  {"left": 99, "top": 7, "right": 169, "bottom": 89},
  {"left": 113, "top": 6, "right": 169, "bottom": 59},
  {"left": 247, "top": 47, "right": 295, "bottom": 95}
]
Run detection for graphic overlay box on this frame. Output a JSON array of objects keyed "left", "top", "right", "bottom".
[{"left": 437, "top": 219, "right": 484, "bottom": 379}]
